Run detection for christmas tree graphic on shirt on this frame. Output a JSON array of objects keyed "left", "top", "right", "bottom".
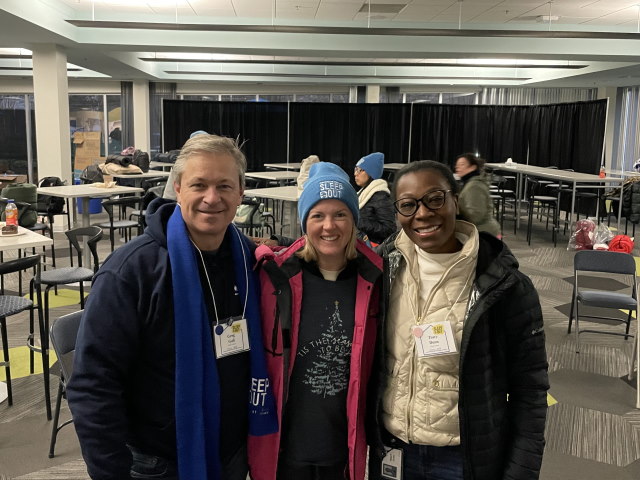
[{"left": 300, "top": 300, "right": 352, "bottom": 398}]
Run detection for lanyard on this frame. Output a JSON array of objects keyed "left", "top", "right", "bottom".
[{"left": 190, "top": 226, "right": 249, "bottom": 325}]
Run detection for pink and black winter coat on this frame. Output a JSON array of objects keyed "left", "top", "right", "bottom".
[{"left": 248, "top": 237, "right": 383, "bottom": 480}]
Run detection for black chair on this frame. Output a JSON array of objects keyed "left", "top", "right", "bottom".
[
  {"left": 568, "top": 250, "right": 638, "bottom": 360},
  {"left": 0, "top": 255, "right": 50, "bottom": 419},
  {"left": 48, "top": 310, "right": 83, "bottom": 458},
  {"left": 129, "top": 186, "right": 164, "bottom": 231},
  {"left": 36, "top": 227, "right": 102, "bottom": 356},
  {"left": 526, "top": 177, "right": 559, "bottom": 247},
  {"left": 234, "top": 198, "right": 274, "bottom": 237},
  {"left": 97, "top": 197, "right": 141, "bottom": 251}
]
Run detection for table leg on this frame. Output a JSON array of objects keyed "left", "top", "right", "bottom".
[
  {"left": 81, "top": 198, "right": 92, "bottom": 267},
  {"left": 285, "top": 201, "right": 299, "bottom": 238},
  {"left": 617, "top": 186, "right": 624, "bottom": 231},
  {"left": 570, "top": 184, "right": 577, "bottom": 229},
  {"left": 515, "top": 173, "right": 523, "bottom": 229}
]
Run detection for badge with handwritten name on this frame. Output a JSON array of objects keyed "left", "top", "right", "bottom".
[
  {"left": 412, "top": 321, "right": 457, "bottom": 358},
  {"left": 213, "top": 316, "right": 250, "bottom": 359}
]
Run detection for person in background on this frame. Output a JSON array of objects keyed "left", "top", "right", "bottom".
[
  {"left": 249, "top": 162, "right": 383, "bottom": 480},
  {"left": 162, "top": 130, "right": 210, "bottom": 201},
  {"left": 353, "top": 152, "right": 397, "bottom": 245},
  {"left": 67, "top": 134, "right": 278, "bottom": 480},
  {"left": 296, "top": 154, "right": 320, "bottom": 198},
  {"left": 454, "top": 153, "right": 501, "bottom": 237},
  {"left": 368, "top": 160, "right": 549, "bottom": 480}
]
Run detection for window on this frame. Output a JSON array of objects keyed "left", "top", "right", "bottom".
[
  {"left": 259, "top": 95, "right": 293, "bottom": 102},
  {"left": 295, "top": 94, "right": 331, "bottom": 102},
  {"left": 405, "top": 93, "right": 440, "bottom": 104}
]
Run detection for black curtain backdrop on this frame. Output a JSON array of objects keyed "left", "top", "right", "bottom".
[
  {"left": 410, "top": 100, "right": 606, "bottom": 172},
  {"left": 526, "top": 100, "right": 607, "bottom": 174},
  {"left": 163, "top": 100, "right": 288, "bottom": 172},
  {"left": 162, "top": 99, "right": 606, "bottom": 175},
  {"left": 289, "top": 103, "right": 411, "bottom": 174}
]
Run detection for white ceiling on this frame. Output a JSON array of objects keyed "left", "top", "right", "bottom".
[{"left": 1, "top": 0, "right": 640, "bottom": 88}]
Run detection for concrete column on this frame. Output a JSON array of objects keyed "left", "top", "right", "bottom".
[
  {"left": 133, "top": 80, "right": 150, "bottom": 152},
  {"left": 366, "top": 85, "right": 380, "bottom": 103},
  {"left": 598, "top": 87, "right": 618, "bottom": 170},
  {"left": 32, "top": 44, "right": 71, "bottom": 183}
]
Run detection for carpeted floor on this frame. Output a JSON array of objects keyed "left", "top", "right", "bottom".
[{"left": 0, "top": 210, "right": 639, "bottom": 479}]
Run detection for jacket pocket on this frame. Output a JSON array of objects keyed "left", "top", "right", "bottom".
[{"left": 426, "top": 375, "right": 460, "bottom": 433}]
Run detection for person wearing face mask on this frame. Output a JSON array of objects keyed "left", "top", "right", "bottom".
[
  {"left": 454, "top": 153, "right": 500, "bottom": 237},
  {"left": 353, "top": 152, "right": 397, "bottom": 245},
  {"left": 367, "top": 161, "right": 549, "bottom": 480},
  {"left": 249, "top": 162, "right": 383, "bottom": 480}
]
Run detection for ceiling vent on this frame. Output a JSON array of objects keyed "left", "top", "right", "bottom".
[
  {"left": 536, "top": 15, "right": 560, "bottom": 23},
  {"left": 358, "top": 3, "right": 406, "bottom": 14}
]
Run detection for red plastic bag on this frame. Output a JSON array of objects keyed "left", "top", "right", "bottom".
[{"left": 608, "top": 235, "right": 634, "bottom": 254}]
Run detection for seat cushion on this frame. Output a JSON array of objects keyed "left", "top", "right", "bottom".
[
  {"left": 97, "top": 220, "right": 138, "bottom": 229},
  {"left": 40, "top": 267, "right": 95, "bottom": 286},
  {"left": 0, "top": 295, "right": 33, "bottom": 317},
  {"left": 577, "top": 290, "right": 637, "bottom": 310}
]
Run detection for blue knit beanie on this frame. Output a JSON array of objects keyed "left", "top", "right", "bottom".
[
  {"left": 356, "top": 152, "right": 384, "bottom": 180},
  {"left": 189, "top": 130, "right": 209, "bottom": 138},
  {"left": 298, "top": 162, "right": 359, "bottom": 233}
]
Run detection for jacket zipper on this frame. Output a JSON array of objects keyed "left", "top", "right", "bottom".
[{"left": 404, "top": 253, "right": 468, "bottom": 443}]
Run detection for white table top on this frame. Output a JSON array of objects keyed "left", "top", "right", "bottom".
[
  {"left": 485, "top": 163, "right": 624, "bottom": 185},
  {"left": 263, "top": 162, "right": 302, "bottom": 171},
  {"left": 0, "top": 225, "right": 53, "bottom": 252},
  {"left": 244, "top": 185, "right": 298, "bottom": 202},
  {"left": 111, "top": 171, "right": 170, "bottom": 179},
  {"left": 149, "top": 161, "right": 173, "bottom": 169},
  {"left": 37, "top": 185, "right": 144, "bottom": 198},
  {"left": 246, "top": 171, "right": 299, "bottom": 181},
  {"left": 384, "top": 163, "right": 410, "bottom": 171}
]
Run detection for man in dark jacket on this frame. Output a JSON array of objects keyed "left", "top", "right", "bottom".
[{"left": 67, "top": 134, "right": 277, "bottom": 480}]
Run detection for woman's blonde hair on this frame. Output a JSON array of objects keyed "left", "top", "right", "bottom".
[{"left": 296, "top": 226, "right": 358, "bottom": 264}]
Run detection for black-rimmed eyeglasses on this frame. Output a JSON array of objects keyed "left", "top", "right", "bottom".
[{"left": 393, "top": 190, "right": 452, "bottom": 217}]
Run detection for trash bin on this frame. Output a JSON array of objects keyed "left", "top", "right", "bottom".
[{"left": 77, "top": 198, "right": 102, "bottom": 214}]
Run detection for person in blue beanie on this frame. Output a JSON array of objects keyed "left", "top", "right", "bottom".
[
  {"left": 67, "top": 133, "right": 278, "bottom": 480},
  {"left": 353, "top": 152, "right": 397, "bottom": 245},
  {"left": 248, "top": 162, "right": 383, "bottom": 480}
]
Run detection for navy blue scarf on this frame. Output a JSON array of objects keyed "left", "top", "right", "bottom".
[{"left": 167, "top": 206, "right": 278, "bottom": 480}]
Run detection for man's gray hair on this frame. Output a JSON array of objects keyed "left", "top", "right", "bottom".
[{"left": 173, "top": 134, "right": 247, "bottom": 187}]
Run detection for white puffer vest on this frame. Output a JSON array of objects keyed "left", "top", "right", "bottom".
[{"left": 382, "top": 221, "right": 479, "bottom": 446}]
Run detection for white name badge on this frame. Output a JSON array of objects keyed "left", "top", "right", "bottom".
[
  {"left": 381, "top": 448, "right": 403, "bottom": 480},
  {"left": 213, "top": 316, "right": 251, "bottom": 359},
  {"left": 412, "top": 321, "right": 457, "bottom": 358}
]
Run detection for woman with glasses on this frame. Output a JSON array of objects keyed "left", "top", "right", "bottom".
[
  {"left": 353, "top": 152, "right": 397, "bottom": 245},
  {"left": 454, "top": 153, "right": 501, "bottom": 238},
  {"left": 367, "top": 160, "right": 549, "bottom": 480}
]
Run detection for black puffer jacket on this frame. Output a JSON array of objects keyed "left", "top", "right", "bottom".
[
  {"left": 621, "top": 179, "right": 640, "bottom": 224},
  {"left": 358, "top": 190, "right": 397, "bottom": 244},
  {"left": 368, "top": 231, "right": 549, "bottom": 480}
]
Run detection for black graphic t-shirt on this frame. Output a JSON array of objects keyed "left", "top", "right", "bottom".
[
  {"left": 196, "top": 233, "right": 250, "bottom": 464},
  {"left": 281, "top": 261, "right": 357, "bottom": 466}
]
